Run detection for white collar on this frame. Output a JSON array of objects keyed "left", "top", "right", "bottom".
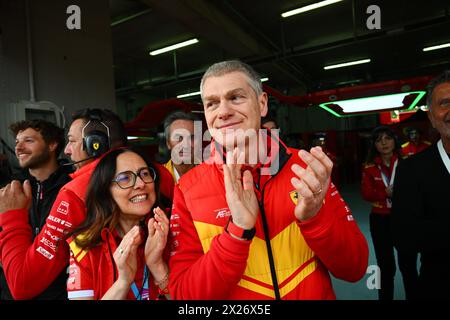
[
  {"left": 173, "top": 164, "right": 181, "bottom": 183},
  {"left": 437, "top": 139, "right": 450, "bottom": 175}
]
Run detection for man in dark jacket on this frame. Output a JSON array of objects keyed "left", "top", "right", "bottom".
[
  {"left": 0, "top": 120, "right": 72, "bottom": 300},
  {"left": 391, "top": 70, "right": 450, "bottom": 300}
]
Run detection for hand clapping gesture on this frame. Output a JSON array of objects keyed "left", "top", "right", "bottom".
[
  {"left": 290, "top": 147, "right": 333, "bottom": 221},
  {"left": 144, "top": 206, "right": 169, "bottom": 268},
  {"left": 222, "top": 148, "right": 259, "bottom": 230},
  {"left": 113, "top": 226, "right": 142, "bottom": 286},
  {"left": 0, "top": 180, "right": 32, "bottom": 213}
]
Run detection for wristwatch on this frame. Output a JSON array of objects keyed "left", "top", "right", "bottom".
[{"left": 225, "top": 217, "right": 256, "bottom": 241}]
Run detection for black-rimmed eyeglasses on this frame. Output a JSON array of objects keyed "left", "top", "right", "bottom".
[{"left": 112, "top": 167, "right": 156, "bottom": 189}]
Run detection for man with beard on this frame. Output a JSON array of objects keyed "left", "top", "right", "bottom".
[
  {"left": 163, "top": 111, "right": 201, "bottom": 183},
  {"left": 392, "top": 70, "right": 450, "bottom": 300},
  {"left": 0, "top": 120, "right": 72, "bottom": 299},
  {"left": 0, "top": 109, "right": 174, "bottom": 300}
]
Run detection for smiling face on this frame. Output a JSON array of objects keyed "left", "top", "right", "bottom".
[
  {"left": 15, "top": 128, "right": 55, "bottom": 169},
  {"left": 110, "top": 151, "right": 156, "bottom": 219},
  {"left": 428, "top": 82, "right": 450, "bottom": 143},
  {"left": 202, "top": 71, "right": 268, "bottom": 150}
]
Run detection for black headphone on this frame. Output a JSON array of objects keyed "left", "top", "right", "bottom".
[{"left": 82, "top": 110, "right": 111, "bottom": 158}]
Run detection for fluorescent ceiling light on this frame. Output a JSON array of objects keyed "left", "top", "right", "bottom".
[
  {"left": 260, "top": 77, "right": 269, "bottom": 82},
  {"left": 281, "top": 0, "right": 343, "bottom": 18},
  {"left": 423, "top": 42, "right": 450, "bottom": 52},
  {"left": 324, "top": 59, "right": 371, "bottom": 70},
  {"left": 318, "top": 91, "right": 426, "bottom": 117},
  {"left": 150, "top": 38, "right": 199, "bottom": 56},
  {"left": 127, "top": 136, "right": 139, "bottom": 140},
  {"left": 177, "top": 91, "right": 201, "bottom": 99}
]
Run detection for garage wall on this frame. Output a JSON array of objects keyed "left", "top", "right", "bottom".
[{"left": 0, "top": 0, "right": 115, "bottom": 128}]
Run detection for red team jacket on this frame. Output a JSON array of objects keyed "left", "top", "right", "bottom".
[
  {"left": 401, "top": 141, "right": 431, "bottom": 157},
  {"left": 168, "top": 135, "right": 368, "bottom": 299},
  {"left": 0, "top": 156, "right": 173, "bottom": 299},
  {"left": 361, "top": 154, "right": 399, "bottom": 215},
  {"left": 0, "top": 159, "right": 98, "bottom": 299},
  {"left": 67, "top": 228, "right": 160, "bottom": 300}
]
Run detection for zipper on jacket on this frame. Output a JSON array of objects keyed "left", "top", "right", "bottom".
[
  {"left": 255, "top": 137, "right": 292, "bottom": 300},
  {"left": 259, "top": 183, "right": 281, "bottom": 300}
]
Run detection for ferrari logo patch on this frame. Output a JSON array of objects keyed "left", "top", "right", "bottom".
[
  {"left": 289, "top": 190, "right": 298, "bottom": 205},
  {"left": 93, "top": 143, "right": 99, "bottom": 150}
]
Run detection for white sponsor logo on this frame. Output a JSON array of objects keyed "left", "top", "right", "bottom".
[
  {"left": 40, "top": 237, "right": 57, "bottom": 252},
  {"left": 56, "top": 201, "right": 69, "bottom": 215},
  {"left": 214, "top": 208, "right": 231, "bottom": 219},
  {"left": 347, "top": 214, "right": 354, "bottom": 221},
  {"left": 45, "top": 230, "right": 61, "bottom": 241},
  {"left": 36, "top": 246, "right": 54, "bottom": 260},
  {"left": 47, "top": 224, "right": 57, "bottom": 231},
  {"left": 48, "top": 215, "right": 72, "bottom": 228}
]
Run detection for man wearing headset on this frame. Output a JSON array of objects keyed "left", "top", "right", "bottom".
[{"left": 0, "top": 109, "right": 130, "bottom": 299}]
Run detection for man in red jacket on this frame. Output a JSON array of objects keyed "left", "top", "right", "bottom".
[
  {"left": 0, "top": 108, "right": 174, "bottom": 299},
  {"left": 168, "top": 60, "right": 368, "bottom": 300},
  {"left": 401, "top": 127, "right": 431, "bottom": 158}
]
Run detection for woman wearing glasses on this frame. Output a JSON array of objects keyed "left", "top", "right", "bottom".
[{"left": 67, "top": 147, "right": 170, "bottom": 300}]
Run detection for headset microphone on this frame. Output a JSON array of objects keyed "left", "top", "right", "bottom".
[{"left": 62, "top": 156, "right": 95, "bottom": 166}]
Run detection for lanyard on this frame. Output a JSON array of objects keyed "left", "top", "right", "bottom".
[
  {"left": 378, "top": 159, "right": 398, "bottom": 188},
  {"left": 131, "top": 266, "right": 149, "bottom": 300},
  {"left": 437, "top": 140, "right": 450, "bottom": 175}
]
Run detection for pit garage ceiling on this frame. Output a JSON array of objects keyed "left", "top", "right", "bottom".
[{"left": 110, "top": 0, "right": 450, "bottom": 103}]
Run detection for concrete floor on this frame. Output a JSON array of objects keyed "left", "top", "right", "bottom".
[{"left": 331, "top": 183, "right": 406, "bottom": 300}]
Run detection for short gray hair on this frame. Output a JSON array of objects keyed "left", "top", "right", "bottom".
[
  {"left": 163, "top": 111, "right": 199, "bottom": 141},
  {"left": 200, "top": 60, "right": 263, "bottom": 100},
  {"left": 426, "top": 70, "right": 450, "bottom": 109}
]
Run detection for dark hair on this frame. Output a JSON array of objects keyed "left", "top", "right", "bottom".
[
  {"left": 426, "top": 70, "right": 450, "bottom": 108},
  {"left": 71, "top": 147, "right": 160, "bottom": 249},
  {"left": 71, "top": 108, "right": 128, "bottom": 148},
  {"left": 366, "top": 126, "right": 401, "bottom": 164},
  {"left": 9, "top": 120, "right": 65, "bottom": 157},
  {"left": 163, "top": 111, "right": 199, "bottom": 141}
]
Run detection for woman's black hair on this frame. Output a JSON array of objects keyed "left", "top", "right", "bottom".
[
  {"left": 70, "top": 147, "right": 161, "bottom": 249},
  {"left": 366, "top": 126, "right": 401, "bottom": 164}
]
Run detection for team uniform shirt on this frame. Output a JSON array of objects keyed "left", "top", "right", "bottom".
[
  {"left": 401, "top": 141, "right": 431, "bottom": 157},
  {"left": 0, "top": 155, "right": 174, "bottom": 300},
  {"left": 0, "top": 159, "right": 98, "bottom": 299},
  {"left": 361, "top": 154, "right": 399, "bottom": 215},
  {"left": 168, "top": 133, "right": 368, "bottom": 300},
  {"left": 67, "top": 228, "right": 159, "bottom": 300},
  {"left": 164, "top": 159, "right": 180, "bottom": 184}
]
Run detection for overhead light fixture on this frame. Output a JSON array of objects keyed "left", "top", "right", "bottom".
[
  {"left": 150, "top": 38, "right": 199, "bottom": 56},
  {"left": 423, "top": 42, "right": 450, "bottom": 52},
  {"left": 318, "top": 91, "right": 426, "bottom": 117},
  {"left": 260, "top": 77, "right": 269, "bottom": 82},
  {"left": 177, "top": 91, "right": 201, "bottom": 99},
  {"left": 324, "top": 59, "right": 371, "bottom": 70},
  {"left": 281, "top": 0, "right": 343, "bottom": 18}
]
